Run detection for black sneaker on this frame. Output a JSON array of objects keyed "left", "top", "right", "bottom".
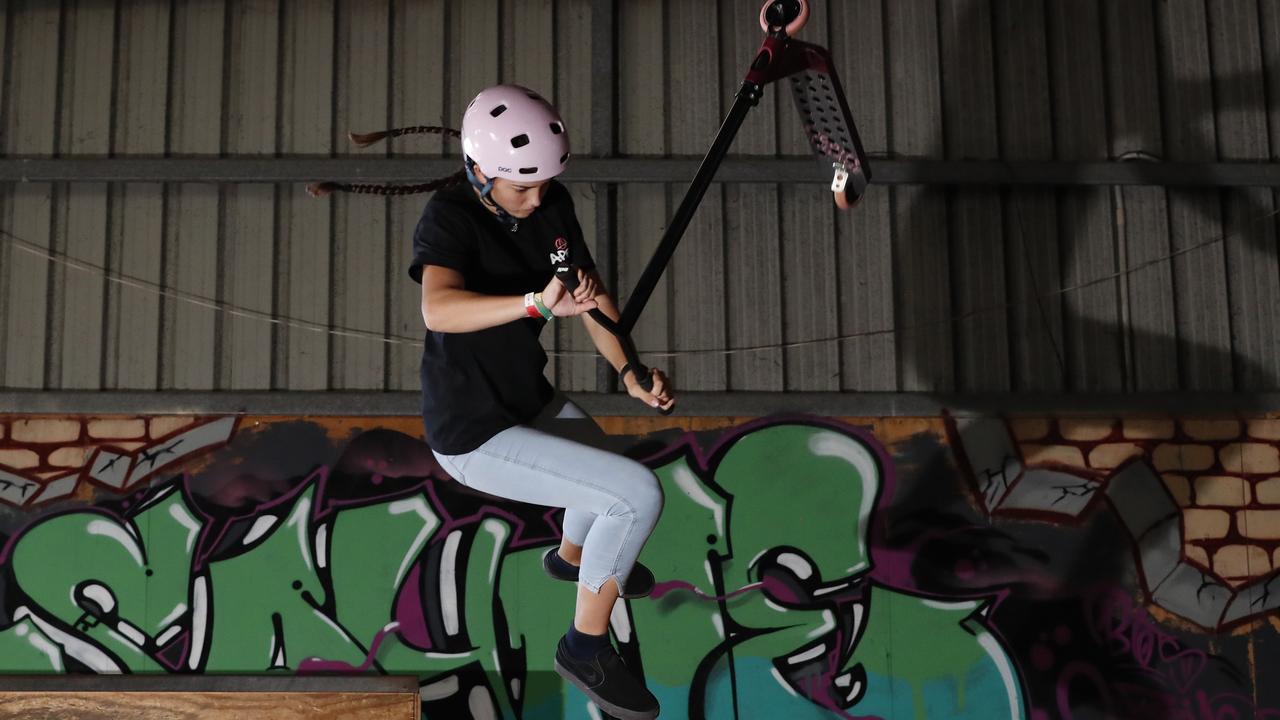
[
  {"left": 542, "top": 548, "right": 656, "bottom": 599},
  {"left": 554, "top": 634, "right": 660, "bottom": 720}
]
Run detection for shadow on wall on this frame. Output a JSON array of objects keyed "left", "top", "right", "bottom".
[
  {"left": 893, "top": 0, "right": 1278, "bottom": 397},
  {"left": 945, "top": 412, "right": 1280, "bottom": 719},
  {"left": 885, "top": 8, "right": 1280, "bottom": 713}
]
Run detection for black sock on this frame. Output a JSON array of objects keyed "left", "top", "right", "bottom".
[
  {"left": 547, "top": 548, "right": 578, "bottom": 576},
  {"left": 565, "top": 622, "right": 610, "bottom": 660},
  {"left": 545, "top": 548, "right": 581, "bottom": 576}
]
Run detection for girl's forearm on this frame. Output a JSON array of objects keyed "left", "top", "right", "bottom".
[{"left": 423, "top": 288, "right": 528, "bottom": 333}]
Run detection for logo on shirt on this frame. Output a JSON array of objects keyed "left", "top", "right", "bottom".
[{"left": 549, "top": 236, "right": 570, "bottom": 265}]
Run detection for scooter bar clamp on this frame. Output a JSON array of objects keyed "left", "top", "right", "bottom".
[{"left": 759, "top": 0, "right": 809, "bottom": 36}]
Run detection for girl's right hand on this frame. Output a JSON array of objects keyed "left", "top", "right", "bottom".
[{"left": 541, "top": 272, "right": 598, "bottom": 317}]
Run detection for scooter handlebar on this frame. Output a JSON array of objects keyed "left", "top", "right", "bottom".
[{"left": 553, "top": 264, "right": 669, "bottom": 414}]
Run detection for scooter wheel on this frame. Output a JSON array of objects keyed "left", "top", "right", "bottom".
[
  {"left": 834, "top": 184, "right": 865, "bottom": 211},
  {"left": 759, "top": 0, "right": 809, "bottom": 36}
]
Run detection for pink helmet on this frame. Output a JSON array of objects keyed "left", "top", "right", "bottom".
[{"left": 461, "top": 85, "right": 570, "bottom": 183}]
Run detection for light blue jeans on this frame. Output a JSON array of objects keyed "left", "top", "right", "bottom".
[{"left": 432, "top": 395, "right": 664, "bottom": 593}]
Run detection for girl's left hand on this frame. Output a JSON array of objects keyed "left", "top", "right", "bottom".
[
  {"left": 625, "top": 367, "right": 675, "bottom": 412},
  {"left": 569, "top": 269, "right": 598, "bottom": 303},
  {"left": 542, "top": 270, "right": 598, "bottom": 317}
]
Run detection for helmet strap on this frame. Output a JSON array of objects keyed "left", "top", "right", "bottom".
[{"left": 465, "top": 157, "right": 520, "bottom": 232}]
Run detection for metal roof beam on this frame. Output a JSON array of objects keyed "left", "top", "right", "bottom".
[{"left": 3, "top": 158, "right": 1280, "bottom": 186}]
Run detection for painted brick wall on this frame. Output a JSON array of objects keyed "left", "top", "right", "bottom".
[
  {"left": 1010, "top": 417, "right": 1280, "bottom": 586},
  {"left": 0, "top": 416, "right": 215, "bottom": 505}
]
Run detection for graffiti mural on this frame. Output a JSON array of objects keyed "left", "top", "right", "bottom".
[{"left": 0, "top": 413, "right": 1276, "bottom": 719}]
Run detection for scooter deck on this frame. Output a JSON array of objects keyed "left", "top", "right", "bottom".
[{"left": 784, "top": 42, "right": 872, "bottom": 209}]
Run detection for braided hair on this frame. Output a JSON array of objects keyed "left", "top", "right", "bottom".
[{"left": 305, "top": 125, "right": 466, "bottom": 198}]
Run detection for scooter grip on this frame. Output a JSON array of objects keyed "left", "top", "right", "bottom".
[
  {"left": 624, "top": 363, "right": 673, "bottom": 415},
  {"left": 554, "top": 264, "right": 580, "bottom": 292},
  {"left": 633, "top": 365, "right": 655, "bottom": 393}
]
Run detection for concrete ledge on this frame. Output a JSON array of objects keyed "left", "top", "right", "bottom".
[{"left": 0, "top": 675, "right": 420, "bottom": 720}]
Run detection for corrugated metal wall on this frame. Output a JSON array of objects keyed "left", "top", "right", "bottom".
[{"left": 0, "top": 0, "right": 1277, "bottom": 394}]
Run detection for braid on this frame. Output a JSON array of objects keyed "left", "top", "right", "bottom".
[
  {"left": 306, "top": 170, "right": 466, "bottom": 198},
  {"left": 348, "top": 125, "right": 461, "bottom": 147},
  {"left": 307, "top": 125, "right": 466, "bottom": 198}
]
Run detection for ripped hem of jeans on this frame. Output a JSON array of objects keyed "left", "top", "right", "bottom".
[{"left": 579, "top": 572, "right": 628, "bottom": 595}]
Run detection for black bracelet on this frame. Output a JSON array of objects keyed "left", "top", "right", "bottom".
[{"left": 619, "top": 363, "right": 633, "bottom": 383}]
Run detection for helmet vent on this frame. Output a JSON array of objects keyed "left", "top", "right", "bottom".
[
  {"left": 549, "top": 122, "right": 564, "bottom": 135},
  {"left": 518, "top": 167, "right": 538, "bottom": 175},
  {"left": 511, "top": 133, "right": 530, "bottom": 148},
  {"left": 559, "top": 152, "right": 569, "bottom": 163},
  {"left": 489, "top": 104, "right": 508, "bottom": 118}
]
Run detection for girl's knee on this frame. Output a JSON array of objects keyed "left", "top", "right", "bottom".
[
  {"left": 629, "top": 466, "right": 664, "bottom": 519},
  {"left": 604, "top": 464, "right": 663, "bottom": 521}
]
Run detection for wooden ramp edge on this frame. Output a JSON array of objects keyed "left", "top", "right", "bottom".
[{"left": 0, "top": 675, "right": 420, "bottom": 720}]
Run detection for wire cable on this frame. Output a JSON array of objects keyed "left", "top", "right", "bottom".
[{"left": 1, "top": 200, "right": 1276, "bottom": 360}]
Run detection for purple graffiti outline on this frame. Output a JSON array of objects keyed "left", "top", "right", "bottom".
[
  {"left": 0, "top": 488, "right": 201, "bottom": 671},
  {"left": 1086, "top": 588, "right": 1210, "bottom": 695},
  {"left": 1, "top": 428, "right": 593, "bottom": 673},
  {"left": 1, "top": 414, "right": 1033, "bottom": 720},
  {"left": 634, "top": 414, "right": 1025, "bottom": 720},
  {"left": 297, "top": 623, "right": 398, "bottom": 675}
]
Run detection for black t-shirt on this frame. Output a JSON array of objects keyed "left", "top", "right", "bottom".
[{"left": 408, "top": 180, "right": 596, "bottom": 455}]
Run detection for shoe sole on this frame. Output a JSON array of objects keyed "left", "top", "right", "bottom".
[
  {"left": 618, "top": 568, "right": 655, "bottom": 600},
  {"left": 543, "top": 549, "right": 655, "bottom": 599},
  {"left": 554, "top": 658, "right": 660, "bottom": 720}
]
